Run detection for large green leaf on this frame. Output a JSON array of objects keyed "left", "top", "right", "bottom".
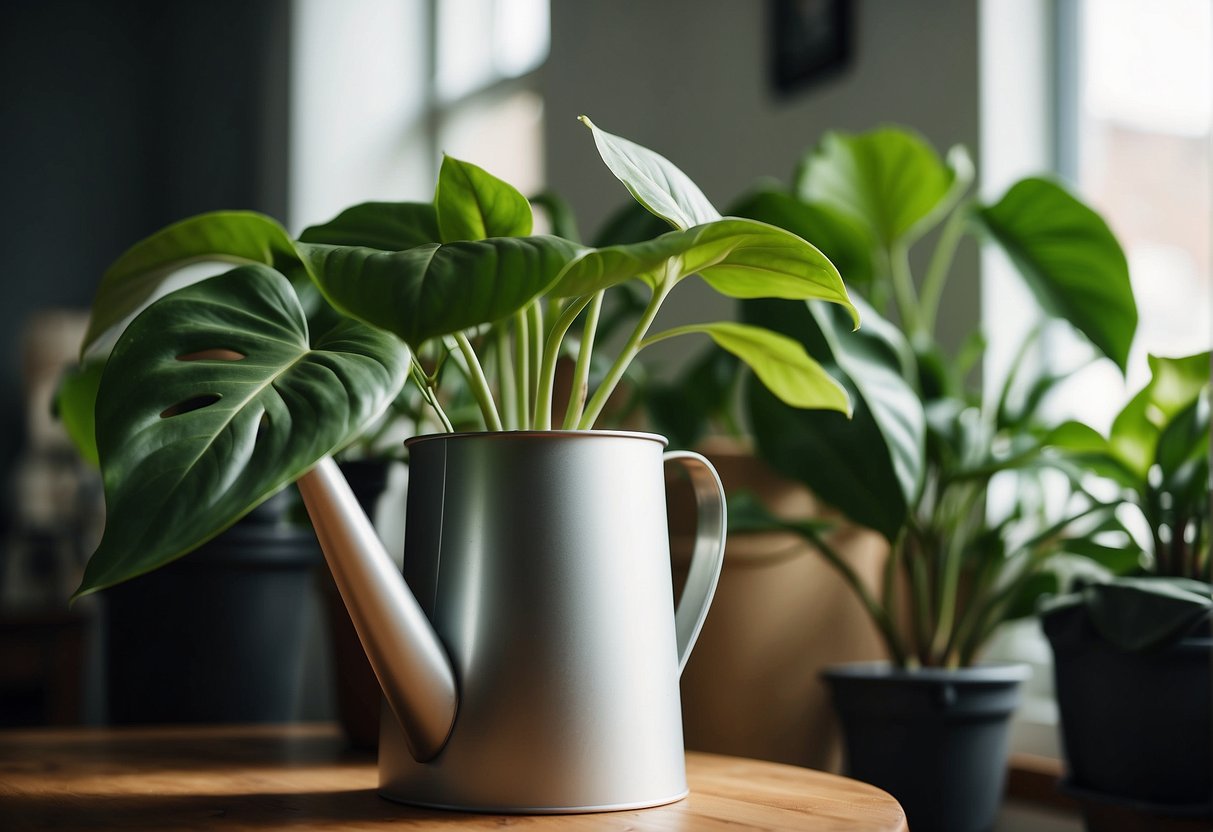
[
  {"left": 975, "top": 178, "right": 1136, "bottom": 371},
  {"left": 82, "top": 211, "right": 306, "bottom": 356},
  {"left": 795, "top": 128, "right": 972, "bottom": 246},
  {"left": 76, "top": 265, "right": 408, "bottom": 598},
  {"left": 728, "top": 188, "right": 875, "bottom": 289},
  {"left": 298, "top": 201, "right": 441, "bottom": 250},
  {"left": 579, "top": 116, "right": 721, "bottom": 231},
  {"left": 554, "top": 218, "right": 859, "bottom": 325},
  {"left": 299, "top": 236, "right": 586, "bottom": 349},
  {"left": 745, "top": 295, "right": 925, "bottom": 540},
  {"left": 435, "top": 155, "right": 533, "bottom": 242},
  {"left": 649, "top": 322, "right": 850, "bottom": 413}
]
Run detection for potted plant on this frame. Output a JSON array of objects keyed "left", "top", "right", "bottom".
[
  {"left": 69, "top": 117, "right": 863, "bottom": 810},
  {"left": 727, "top": 127, "right": 1138, "bottom": 832},
  {"left": 1041, "top": 350, "right": 1211, "bottom": 831}
]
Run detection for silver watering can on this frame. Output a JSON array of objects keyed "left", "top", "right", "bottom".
[{"left": 297, "top": 430, "right": 726, "bottom": 813}]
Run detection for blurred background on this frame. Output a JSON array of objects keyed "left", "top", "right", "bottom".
[{"left": 0, "top": 0, "right": 1207, "bottom": 824}]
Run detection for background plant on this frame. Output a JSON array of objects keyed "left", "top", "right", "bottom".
[
  {"left": 728, "top": 126, "right": 1138, "bottom": 668},
  {"left": 72, "top": 117, "right": 861, "bottom": 600}
]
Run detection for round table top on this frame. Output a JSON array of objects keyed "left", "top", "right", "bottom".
[{"left": 0, "top": 723, "right": 906, "bottom": 831}]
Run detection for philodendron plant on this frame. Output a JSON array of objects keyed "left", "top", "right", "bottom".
[
  {"left": 1043, "top": 350, "right": 1211, "bottom": 651},
  {"left": 71, "top": 117, "right": 858, "bottom": 599},
  {"left": 730, "top": 126, "right": 1138, "bottom": 668}
]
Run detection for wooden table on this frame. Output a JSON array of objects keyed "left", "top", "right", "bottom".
[{"left": 0, "top": 724, "right": 907, "bottom": 831}]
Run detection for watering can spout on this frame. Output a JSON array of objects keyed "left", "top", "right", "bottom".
[{"left": 297, "top": 456, "right": 458, "bottom": 762}]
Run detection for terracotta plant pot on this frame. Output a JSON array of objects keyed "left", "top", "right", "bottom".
[{"left": 667, "top": 438, "right": 887, "bottom": 771}]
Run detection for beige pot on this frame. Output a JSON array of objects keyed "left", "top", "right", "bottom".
[{"left": 668, "top": 438, "right": 889, "bottom": 772}]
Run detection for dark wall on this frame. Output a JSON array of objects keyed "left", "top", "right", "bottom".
[{"left": 0, "top": 0, "right": 291, "bottom": 521}]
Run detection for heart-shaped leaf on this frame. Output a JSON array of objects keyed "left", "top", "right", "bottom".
[
  {"left": 299, "top": 201, "right": 441, "bottom": 250},
  {"left": 435, "top": 155, "right": 533, "bottom": 241},
  {"left": 580, "top": 115, "right": 721, "bottom": 231},
  {"left": 744, "top": 295, "right": 926, "bottom": 540},
  {"left": 648, "top": 321, "right": 850, "bottom": 413},
  {"left": 795, "top": 128, "right": 972, "bottom": 247},
  {"left": 728, "top": 189, "right": 875, "bottom": 288},
  {"left": 75, "top": 264, "right": 409, "bottom": 598},
  {"left": 299, "top": 236, "right": 587, "bottom": 349},
  {"left": 975, "top": 177, "right": 1137, "bottom": 371},
  {"left": 554, "top": 218, "right": 858, "bottom": 326},
  {"left": 82, "top": 211, "right": 306, "bottom": 356}
]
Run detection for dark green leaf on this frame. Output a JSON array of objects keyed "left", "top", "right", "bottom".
[
  {"left": 1084, "top": 577, "right": 1213, "bottom": 651},
  {"left": 1062, "top": 540, "right": 1143, "bottom": 575},
  {"left": 76, "top": 265, "right": 409, "bottom": 598},
  {"left": 1005, "top": 571, "right": 1060, "bottom": 621},
  {"left": 744, "top": 296, "right": 925, "bottom": 540},
  {"left": 975, "top": 178, "right": 1136, "bottom": 371},
  {"left": 435, "top": 155, "right": 533, "bottom": 241},
  {"left": 82, "top": 211, "right": 305, "bottom": 355},
  {"left": 298, "top": 201, "right": 441, "bottom": 250},
  {"left": 580, "top": 115, "right": 722, "bottom": 231},
  {"left": 299, "top": 236, "right": 586, "bottom": 349}
]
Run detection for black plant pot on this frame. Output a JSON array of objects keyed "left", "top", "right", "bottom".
[
  {"left": 1043, "top": 602, "right": 1213, "bottom": 829},
  {"left": 822, "top": 662, "right": 1029, "bottom": 832},
  {"left": 104, "top": 486, "right": 322, "bottom": 724}
]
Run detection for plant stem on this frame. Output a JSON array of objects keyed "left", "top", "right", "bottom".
[
  {"left": 533, "top": 295, "right": 594, "bottom": 430},
  {"left": 528, "top": 301, "right": 544, "bottom": 409},
  {"left": 452, "top": 332, "right": 502, "bottom": 431},
  {"left": 887, "top": 242, "right": 923, "bottom": 339},
  {"left": 410, "top": 358, "right": 453, "bottom": 433},
  {"left": 563, "top": 291, "right": 604, "bottom": 430},
  {"left": 513, "top": 310, "right": 530, "bottom": 429},
  {"left": 578, "top": 276, "right": 673, "bottom": 430},
  {"left": 918, "top": 203, "right": 969, "bottom": 336},
  {"left": 495, "top": 325, "right": 516, "bottom": 431}
]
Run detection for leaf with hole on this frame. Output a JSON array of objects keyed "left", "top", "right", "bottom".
[{"left": 75, "top": 264, "right": 409, "bottom": 598}]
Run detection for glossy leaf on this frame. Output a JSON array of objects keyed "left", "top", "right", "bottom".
[
  {"left": 728, "top": 188, "right": 874, "bottom": 288},
  {"left": 299, "top": 236, "right": 586, "bottom": 349},
  {"left": 795, "top": 128, "right": 972, "bottom": 246},
  {"left": 745, "top": 296, "right": 925, "bottom": 540},
  {"left": 975, "top": 178, "right": 1136, "bottom": 371},
  {"left": 579, "top": 116, "right": 721, "bottom": 231},
  {"left": 435, "top": 155, "right": 533, "bottom": 242},
  {"left": 652, "top": 322, "right": 850, "bottom": 413},
  {"left": 76, "top": 265, "right": 409, "bottom": 598},
  {"left": 82, "top": 211, "right": 306, "bottom": 356},
  {"left": 298, "top": 201, "right": 441, "bottom": 250},
  {"left": 555, "top": 218, "right": 859, "bottom": 326}
]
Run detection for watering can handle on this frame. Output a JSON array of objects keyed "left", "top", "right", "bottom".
[{"left": 664, "top": 450, "right": 727, "bottom": 676}]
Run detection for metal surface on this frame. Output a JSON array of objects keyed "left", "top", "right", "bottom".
[
  {"left": 297, "top": 457, "right": 458, "bottom": 762},
  {"left": 382, "top": 430, "right": 726, "bottom": 812}
]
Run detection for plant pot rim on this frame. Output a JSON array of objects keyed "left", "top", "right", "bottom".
[
  {"left": 406, "top": 429, "right": 669, "bottom": 449},
  {"left": 822, "top": 660, "right": 1031, "bottom": 684}
]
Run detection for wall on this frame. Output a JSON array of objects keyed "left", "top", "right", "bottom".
[{"left": 542, "top": 0, "right": 983, "bottom": 371}]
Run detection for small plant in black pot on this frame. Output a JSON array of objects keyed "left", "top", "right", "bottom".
[
  {"left": 1041, "top": 350, "right": 1210, "bottom": 831},
  {"left": 729, "top": 126, "right": 1138, "bottom": 832}
]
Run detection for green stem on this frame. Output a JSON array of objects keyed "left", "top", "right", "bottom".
[
  {"left": 495, "top": 325, "right": 516, "bottom": 431},
  {"left": 410, "top": 358, "right": 453, "bottom": 433},
  {"left": 452, "top": 332, "right": 502, "bottom": 431},
  {"left": 513, "top": 310, "right": 530, "bottom": 429},
  {"left": 905, "top": 531, "right": 934, "bottom": 664},
  {"left": 578, "top": 276, "right": 673, "bottom": 430},
  {"left": 533, "top": 295, "right": 594, "bottom": 430},
  {"left": 887, "top": 243, "right": 922, "bottom": 339},
  {"left": 562, "top": 291, "right": 604, "bottom": 430},
  {"left": 918, "top": 204, "right": 969, "bottom": 336},
  {"left": 528, "top": 301, "right": 544, "bottom": 408},
  {"left": 929, "top": 483, "right": 983, "bottom": 659}
]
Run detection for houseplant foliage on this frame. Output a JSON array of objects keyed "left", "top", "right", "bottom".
[
  {"left": 1040, "top": 351, "right": 1210, "bottom": 821},
  {"left": 73, "top": 117, "right": 858, "bottom": 599},
  {"left": 721, "top": 126, "right": 1136, "bottom": 832},
  {"left": 734, "top": 126, "right": 1137, "bottom": 669}
]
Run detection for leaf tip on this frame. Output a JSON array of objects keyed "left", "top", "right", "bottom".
[{"left": 578, "top": 114, "right": 595, "bottom": 130}]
